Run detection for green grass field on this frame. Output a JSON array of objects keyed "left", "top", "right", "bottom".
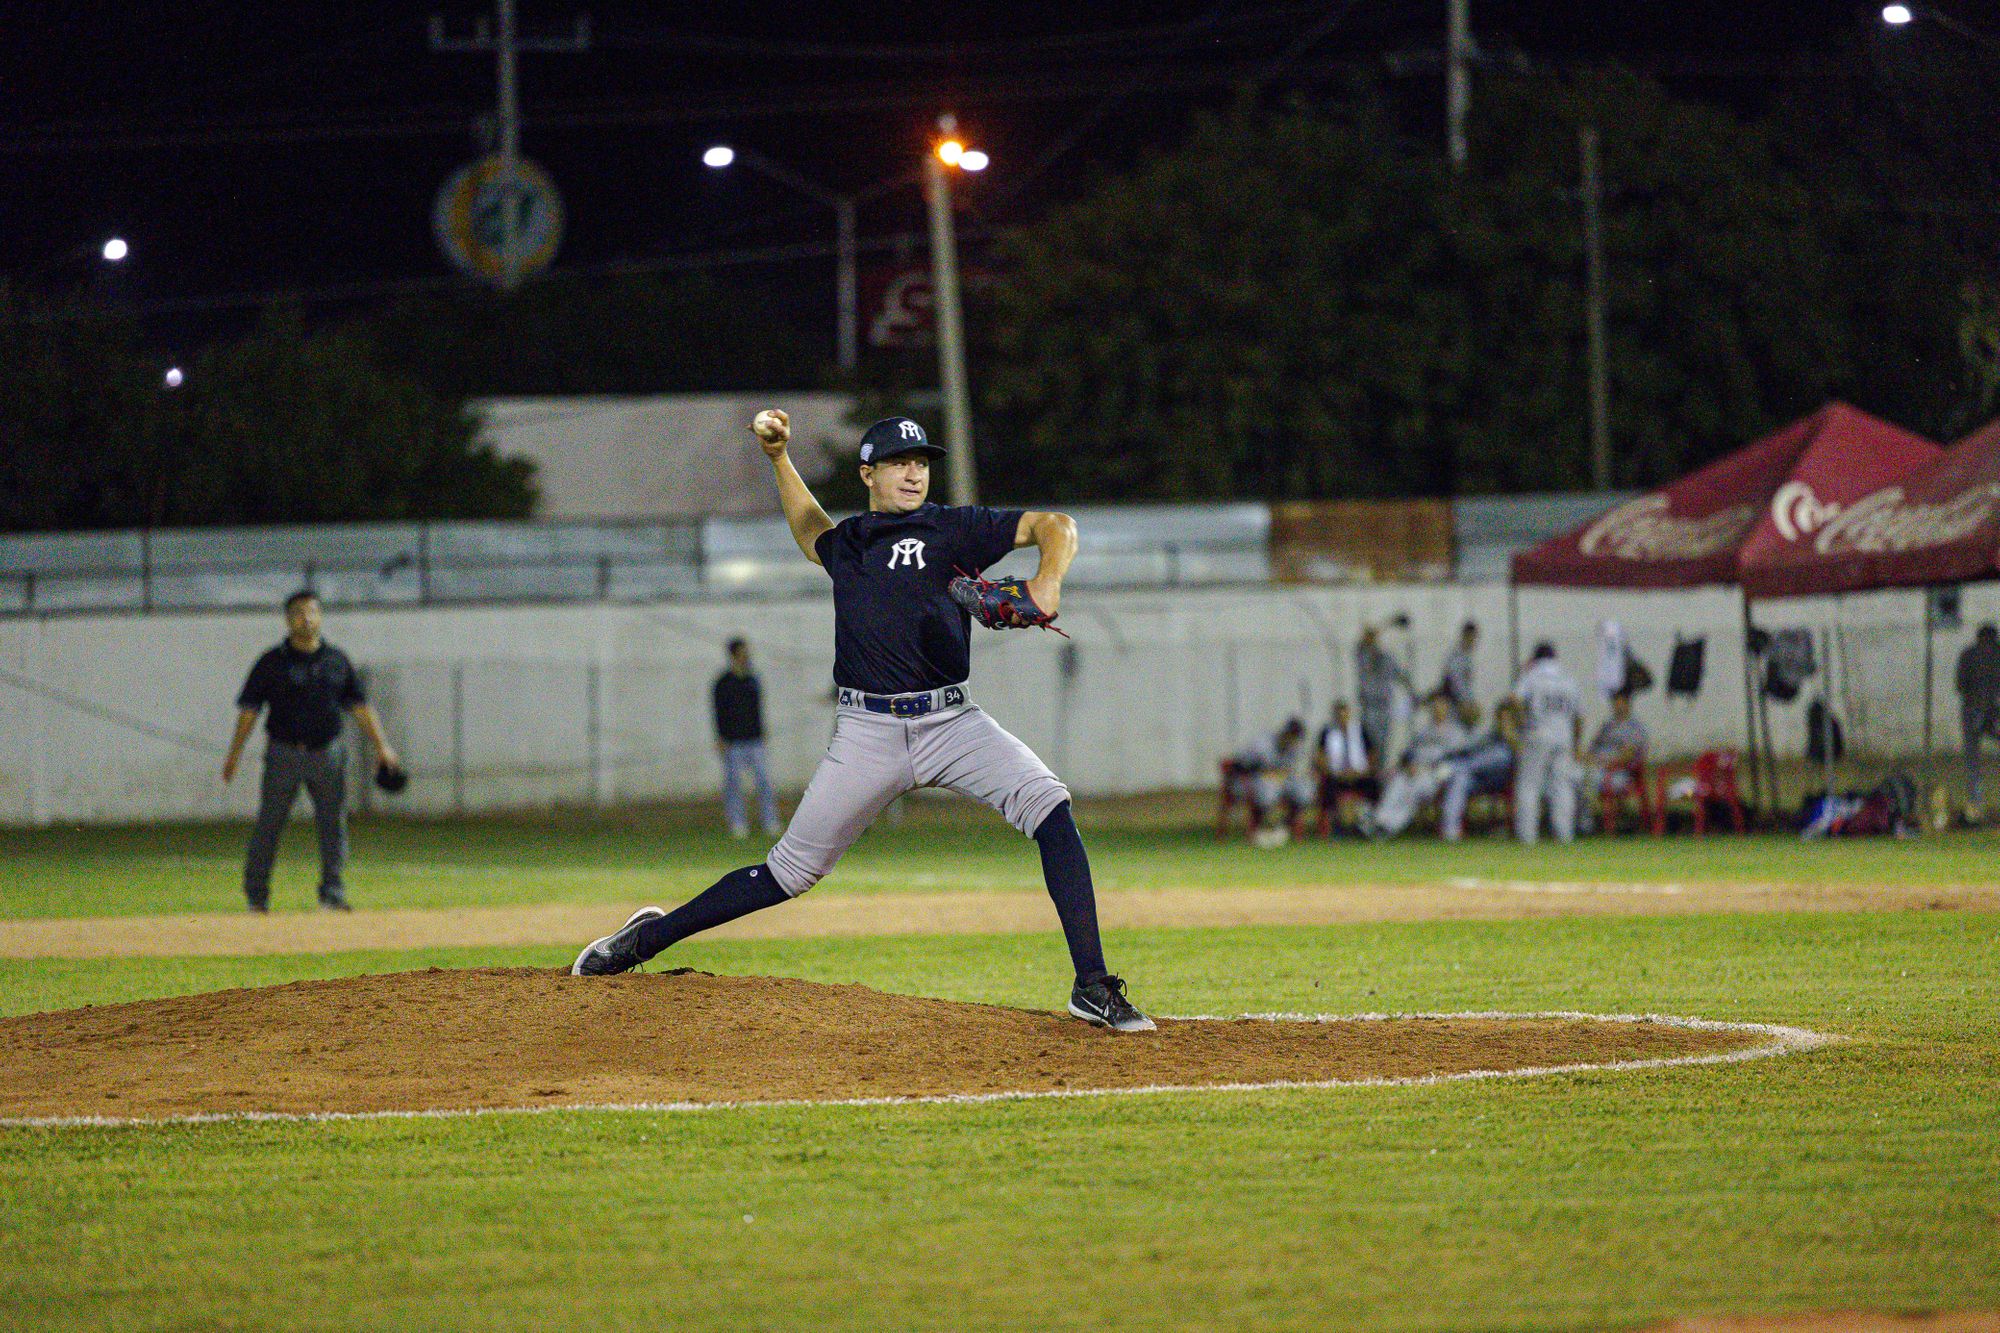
[{"left": 3, "top": 806, "right": 1997, "bottom": 1330}]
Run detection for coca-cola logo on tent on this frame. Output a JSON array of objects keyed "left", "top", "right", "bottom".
[
  {"left": 1770, "top": 481, "right": 1841, "bottom": 543},
  {"left": 1804, "top": 484, "right": 2000, "bottom": 554},
  {"left": 1578, "top": 494, "right": 1758, "bottom": 561}
]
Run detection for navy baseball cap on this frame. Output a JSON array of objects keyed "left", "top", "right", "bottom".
[{"left": 858, "top": 417, "right": 945, "bottom": 464}]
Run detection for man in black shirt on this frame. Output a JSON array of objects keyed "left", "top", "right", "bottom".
[
  {"left": 712, "top": 637, "right": 780, "bottom": 838},
  {"left": 1958, "top": 622, "right": 2000, "bottom": 816},
  {"left": 223, "top": 590, "right": 399, "bottom": 912},
  {"left": 572, "top": 410, "right": 1152, "bottom": 1032}
]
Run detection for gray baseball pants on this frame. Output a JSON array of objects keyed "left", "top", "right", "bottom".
[
  {"left": 244, "top": 738, "right": 350, "bottom": 907},
  {"left": 766, "top": 697, "right": 1070, "bottom": 898},
  {"left": 1514, "top": 740, "right": 1579, "bottom": 844}
]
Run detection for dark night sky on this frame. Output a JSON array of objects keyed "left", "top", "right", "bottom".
[{"left": 6, "top": 1, "right": 1884, "bottom": 346}]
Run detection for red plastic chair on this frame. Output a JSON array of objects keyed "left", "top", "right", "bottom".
[
  {"left": 1313, "top": 774, "right": 1379, "bottom": 838},
  {"left": 1217, "top": 759, "right": 1246, "bottom": 838},
  {"left": 1652, "top": 749, "right": 1747, "bottom": 836},
  {"left": 1596, "top": 757, "right": 1656, "bottom": 833},
  {"left": 1217, "top": 759, "right": 1304, "bottom": 840}
]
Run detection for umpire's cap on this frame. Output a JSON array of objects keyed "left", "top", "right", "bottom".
[{"left": 858, "top": 417, "right": 946, "bottom": 464}]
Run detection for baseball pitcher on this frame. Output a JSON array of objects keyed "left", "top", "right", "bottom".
[{"left": 570, "top": 411, "right": 1153, "bottom": 1032}]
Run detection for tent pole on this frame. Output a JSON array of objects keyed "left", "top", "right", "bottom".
[
  {"left": 1508, "top": 580, "right": 1520, "bottom": 681},
  {"left": 1923, "top": 587, "right": 1936, "bottom": 769},
  {"left": 1740, "top": 594, "right": 1763, "bottom": 814},
  {"left": 1821, "top": 625, "right": 1836, "bottom": 803}
]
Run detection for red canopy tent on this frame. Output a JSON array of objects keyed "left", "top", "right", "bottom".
[
  {"left": 1736, "top": 412, "right": 1997, "bottom": 767},
  {"left": 1509, "top": 411, "right": 1819, "bottom": 590},
  {"left": 1739, "top": 414, "right": 2000, "bottom": 599},
  {"left": 1508, "top": 403, "right": 1944, "bottom": 809}
]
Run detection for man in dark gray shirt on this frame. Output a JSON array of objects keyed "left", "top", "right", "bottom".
[
  {"left": 223, "top": 590, "right": 398, "bottom": 912},
  {"left": 1957, "top": 622, "right": 2000, "bottom": 815}
]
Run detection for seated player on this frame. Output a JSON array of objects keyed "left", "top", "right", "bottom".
[
  {"left": 1438, "top": 698, "right": 1523, "bottom": 841},
  {"left": 1362, "top": 691, "right": 1471, "bottom": 840},
  {"left": 1313, "top": 701, "right": 1378, "bottom": 834},
  {"left": 1581, "top": 691, "right": 1648, "bottom": 833},
  {"left": 1228, "top": 718, "right": 1310, "bottom": 847}
]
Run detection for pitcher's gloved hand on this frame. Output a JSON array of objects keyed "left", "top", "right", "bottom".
[{"left": 948, "top": 570, "right": 1067, "bottom": 636}]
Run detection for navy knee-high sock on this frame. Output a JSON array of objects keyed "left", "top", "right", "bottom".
[
  {"left": 1033, "top": 802, "right": 1108, "bottom": 983},
  {"left": 633, "top": 864, "right": 789, "bottom": 962}
]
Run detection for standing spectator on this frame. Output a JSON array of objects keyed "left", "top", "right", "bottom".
[
  {"left": 713, "top": 638, "right": 782, "bottom": 839},
  {"left": 1439, "top": 699, "right": 1522, "bottom": 841},
  {"left": 1513, "top": 641, "right": 1584, "bottom": 844},
  {"left": 1957, "top": 623, "right": 2000, "bottom": 817},
  {"left": 222, "top": 590, "right": 399, "bottom": 913},
  {"left": 1364, "top": 692, "right": 1471, "bottom": 840},
  {"left": 1313, "top": 701, "right": 1378, "bottom": 832},
  {"left": 1440, "top": 621, "right": 1479, "bottom": 719},
  {"left": 1581, "top": 691, "right": 1648, "bottom": 834},
  {"left": 1355, "top": 624, "right": 1410, "bottom": 764}
]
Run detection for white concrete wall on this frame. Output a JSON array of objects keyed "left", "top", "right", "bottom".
[{"left": 4, "top": 579, "right": 1993, "bottom": 825}]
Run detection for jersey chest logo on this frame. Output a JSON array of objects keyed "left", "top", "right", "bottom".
[{"left": 886, "top": 537, "right": 927, "bottom": 570}]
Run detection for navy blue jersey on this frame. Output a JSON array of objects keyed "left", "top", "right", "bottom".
[{"left": 814, "top": 503, "right": 1024, "bottom": 694}]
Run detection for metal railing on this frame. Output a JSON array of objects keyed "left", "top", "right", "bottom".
[{"left": 0, "top": 516, "right": 1270, "bottom": 616}]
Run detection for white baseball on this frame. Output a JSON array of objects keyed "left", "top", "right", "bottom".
[{"left": 753, "top": 410, "right": 784, "bottom": 439}]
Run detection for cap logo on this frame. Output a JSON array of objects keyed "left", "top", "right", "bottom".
[{"left": 900, "top": 421, "right": 923, "bottom": 440}]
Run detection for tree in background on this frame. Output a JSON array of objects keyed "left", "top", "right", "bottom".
[
  {"left": 349, "top": 270, "right": 826, "bottom": 399},
  {"left": 1764, "top": 32, "right": 1998, "bottom": 441},
  {"left": 979, "top": 69, "right": 1968, "bottom": 502},
  {"left": 174, "top": 305, "right": 535, "bottom": 525},
  {"left": 0, "top": 298, "right": 535, "bottom": 531},
  {"left": 0, "top": 292, "right": 173, "bottom": 531}
]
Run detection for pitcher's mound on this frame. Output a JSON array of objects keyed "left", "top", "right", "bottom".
[
  {"left": 1647, "top": 1314, "right": 2000, "bottom": 1331},
  {"left": 0, "top": 968, "right": 1803, "bottom": 1123}
]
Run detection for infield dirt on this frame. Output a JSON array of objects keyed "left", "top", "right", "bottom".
[{"left": 0, "top": 968, "right": 1770, "bottom": 1122}]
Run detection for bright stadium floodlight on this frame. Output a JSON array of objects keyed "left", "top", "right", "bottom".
[
  {"left": 1883, "top": 4, "right": 1914, "bottom": 23},
  {"left": 101, "top": 237, "right": 129, "bottom": 262},
  {"left": 702, "top": 145, "right": 736, "bottom": 168},
  {"left": 936, "top": 139, "right": 965, "bottom": 166},
  {"left": 959, "top": 149, "right": 989, "bottom": 172}
]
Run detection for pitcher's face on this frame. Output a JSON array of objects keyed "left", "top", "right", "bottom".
[{"left": 863, "top": 455, "right": 930, "bottom": 513}]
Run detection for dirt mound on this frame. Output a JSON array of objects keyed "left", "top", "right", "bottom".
[
  {"left": 1648, "top": 1314, "right": 2000, "bottom": 1331},
  {"left": 0, "top": 969, "right": 1783, "bottom": 1123}
]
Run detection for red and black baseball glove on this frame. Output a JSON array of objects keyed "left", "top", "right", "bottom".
[{"left": 948, "top": 570, "right": 1068, "bottom": 636}]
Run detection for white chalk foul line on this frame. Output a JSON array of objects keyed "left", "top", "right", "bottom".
[{"left": 0, "top": 1011, "right": 1840, "bottom": 1131}]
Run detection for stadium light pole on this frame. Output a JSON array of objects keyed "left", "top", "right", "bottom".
[
  {"left": 924, "top": 115, "right": 988, "bottom": 506},
  {"left": 1881, "top": 2, "right": 2000, "bottom": 50},
  {"left": 702, "top": 145, "right": 915, "bottom": 373}
]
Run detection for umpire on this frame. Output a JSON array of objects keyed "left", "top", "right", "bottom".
[{"left": 221, "top": 589, "right": 399, "bottom": 912}]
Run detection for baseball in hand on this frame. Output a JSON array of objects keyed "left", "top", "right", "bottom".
[{"left": 752, "top": 409, "right": 789, "bottom": 445}]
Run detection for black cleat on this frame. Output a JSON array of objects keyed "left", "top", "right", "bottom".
[
  {"left": 570, "top": 907, "right": 666, "bottom": 976},
  {"left": 1068, "top": 974, "right": 1156, "bottom": 1033},
  {"left": 319, "top": 895, "right": 353, "bottom": 912}
]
